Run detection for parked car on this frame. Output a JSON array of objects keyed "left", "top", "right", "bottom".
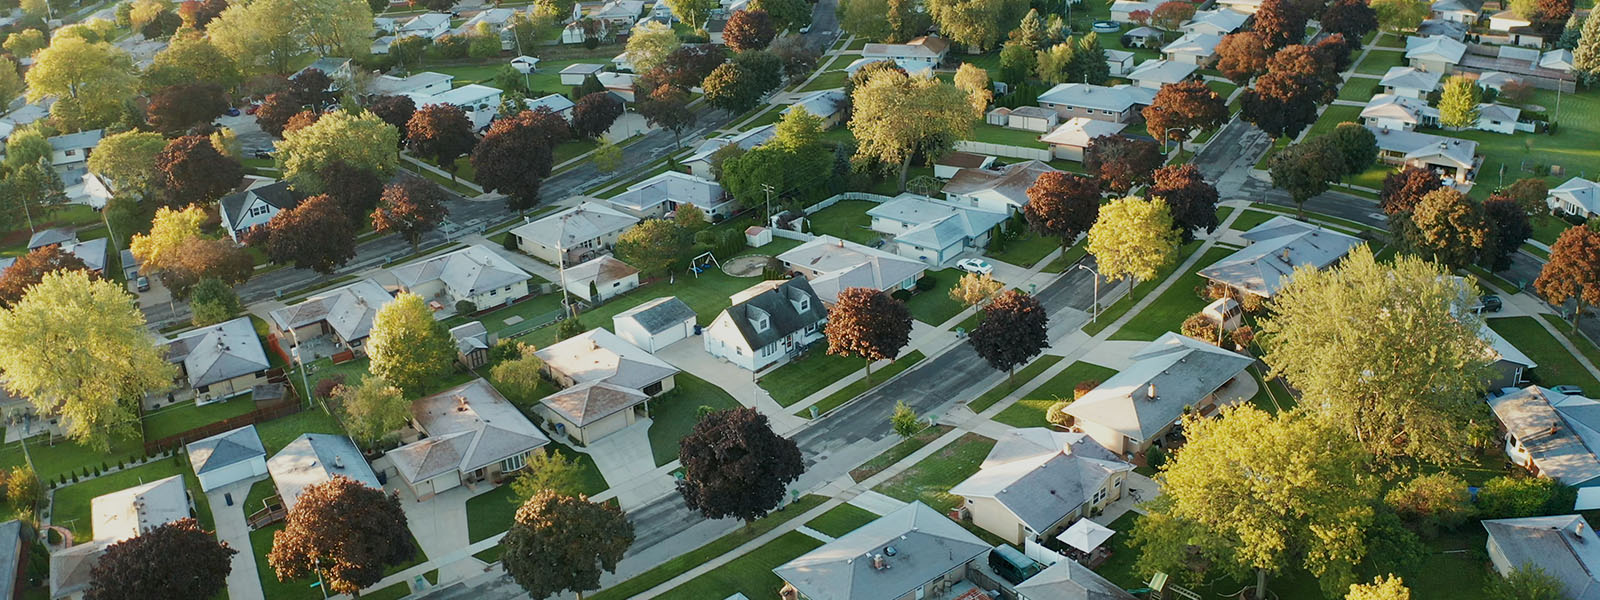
[
  {"left": 245, "top": 104, "right": 260, "bottom": 115},
  {"left": 1553, "top": 385, "right": 1586, "bottom": 396},
  {"left": 226, "top": 107, "right": 241, "bottom": 117},
  {"left": 135, "top": 276, "right": 150, "bottom": 292},
  {"left": 1479, "top": 295, "right": 1502, "bottom": 313},
  {"left": 957, "top": 258, "right": 994, "bottom": 275}
]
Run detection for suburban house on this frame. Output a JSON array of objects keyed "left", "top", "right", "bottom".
[
  {"left": 1430, "top": 0, "right": 1483, "bottom": 23},
  {"left": 1128, "top": 59, "right": 1198, "bottom": 90},
  {"left": 1040, "top": 117, "right": 1128, "bottom": 161},
  {"left": 398, "top": 12, "right": 452, "bottom": 39},
  {"left": 0, "top": 520, "right": 29, "bottom": 600},
  {"left": 456, "top": 8, "right": 518, "bottom": 49},
  {"left": 1015, "top": 560, "right": 1139, "bottom": 600},
  {"left": 562, "top": 255, "right": 640, "bottom": 302},
  {"left": 1162, "top": 32, "right": 1222, "bottom": 65},
  {"left": 1197, "top": 215, "right": 1363, "bottom": 298},
  {"left": 267, "top": 278, "right": 395, "bottom": 357},
  {"left": 1482, "top": 515, "right": 1600, "bottom": 599},
  {"left": 1105, "top": 49, "right": 1137, "bottom": 76},
  {"left": 387, "top": 379, "right": 551, "bottom": 499},
  {"left": 525, "top": 93, "right": 577, "bottom": 121},
  {"left": 1419, "top": 18, "right": 1470, "bottom": 39},
  {"left": 559, "top": 63, "right": 605, "bottom": 86},
  {"left": 391, "top": 244, "right": 533, "bottom": 312},
  {"left": 1361, "top": 94, "right": 1440, "bottom": 131},
  {"left": 1182, "top": 8, "right": 1249, "bottom": 35},
  {"left": 152, "top": 316, "right": 271, "bottom": 408},
  {"left": 1037, "top": 83, "right": 1144, "bottom": 124},
  {"left": 985, "top": 105, "right": 1061, "bottom": 133},
  {"left": 1488, "top": 10, "right": 1546, "bottom": 45},
  {"left": 1063, "top": 332, "right": 1255, "bottom": 457},
  {"left": 773, "top": 502, "right": 990, "bottom": 600},
  {"left": 776, "top": 235, "right": 927, "bottom": 304},
  {"left": 949, "top": 428, "right": 1133, "bottom": 545},
  {"left": 1110, "top": 0, "right": 1160, "bottom": 20},
  {"left": 682, "top": 124, "right": 776, "bottom": 179},
  {"left": 941, "top": 160, "right": 1059, "bottom": 213},
  {"left": 1214, "top": 0, "right": 1264, "bottom": 13},
  {"left": 219, "top": 180, "right": 299, "bottom": 242},
  {"left": 1541, "top": 49, "right": 1576, "bottom": 72},
  {"left": 1480, "top": 324, "right": 1536, "bottom": 389},
  {"left": 1549, "top": 177, "right": 1600, "bottom": 218},
  {"left": 297, "top": 57, "right": 353, "bottom": 88},
  {"left": 613, "top": 296, "right": 697, "bottom": 352},
  {"left": 511, "top": 55, "right": 541, "bottom": 74},
  {"left": 449, "top": 321, "right": 494, "bottom": 369},
  {"left": 589, "top": 0, "right": 645, "bottom": 29},
  {"left": 606, "top": 171, "right": 735, "bottom": 221},
  {"left": 1406, "top": 35, "right": 1468, "bottom": 73},
  {"left": 49, "top": 476, "right": 190, "bottom": 600},
  {"left": 1380, "top": 66, "right": 1444, "bottom": 99},
  {"left": 422, "top": 84, "right": 503, "bottom": 131},
  {"left": 859, "top": 36, "right": 950, "bottom": 75},
  {"left": 704, "top": 278, "right": 827, "bottom": 372},
  {"left": 596, "top": 71, "right": 637, "bottom": 103},
  {"left": 186, "top": 425, "right": 268, "bottom": 492},
  {"left": 534, "top": 328, "right": 680, "bottom": 444},
  {"left": 781, "top": 90, "right": 847, "bottom": 128},
  {"left": 1367, "top": 126, "right": 1481, "bottom": 186},
  {"left": 368, "top": 72, "right": 454, "bottom": 98},
  {"left": 267, "top": 433, "right": 382, "bottom": 511},
  {"left": 510, "top": 201, "right": 639, "bottom": 265},
  {"left": 6, "top": 230, "right": 106, "bottom": 274},
  {"left": 1120, "top": 26, "right": 1165, "bottom": 49},
  {"left": 933, "top": 152, "right": 997, "bottom": 179},
  {"left": 47, "top": 129, "right": 102, "bottom": 166},
  {"left": 1475, "top": 103, "right": 1522, "bottom": 134},
  {"left": 1488, "top": 9, "right": 1531, "bottom": 31},
  {"left": 867, "top": 193, "right": 1010, "bottom": 266},
  {"left": 1487, "top": 386, "right": 1600, "bottom": 510}
]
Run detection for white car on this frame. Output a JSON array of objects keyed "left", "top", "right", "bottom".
[{"left": 956, "top": 258, "right": 993, "bottom": 275}]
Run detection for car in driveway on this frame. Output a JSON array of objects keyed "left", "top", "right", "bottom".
[
  {"left": 1478, "top": 295, "right": 1502, "bottom": 313},
  {"left": 135, "top": 276, "right": 150, "bottom": 292},
  {"left": 957, "top": 258, "right": 993, "bottom": 275}
]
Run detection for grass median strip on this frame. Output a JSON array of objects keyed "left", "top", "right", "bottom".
[
  {"left": 794, "top": 351, "right": 926, "bottom": 418},
  {"left": 968, "top": 355, "right": 1064, "bottom": 413},
  {"left": 850, "top": 424, "right": 955, "bottom": 483}
]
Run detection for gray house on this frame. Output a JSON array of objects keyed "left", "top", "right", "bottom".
[
  {"left": 1483, "top": 515, "right": 1600, "bottom": 599},
  {"left": 949, "top": 428, "right": 1133, "bottom": 545},
  {"left": 1198, "top": 216, "right": 1363, "bottom": 298},
  {"left": 774, "top": 501, "right": 991, "bottom": 600}
]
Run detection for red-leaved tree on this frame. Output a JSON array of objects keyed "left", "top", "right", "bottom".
[
  {"left": 1083, "top": 135, "right": 1162, "bottom": 194},
  {"left": 253, "top": 194, "right": 358, "bottom": 274},
  {"left": 825, "top": 287, "right": 913, "bottom": 381},
  {"left": 155, "top": 135, "right": 243, "bottom": 208},
  {"left": 471, "top": 108, "right": 568, "bottom": 212},
  {"left": 1024, "top": 170, "right": 1102, "bottom": 249},
  {"left": 724, "top": 9, "right": 776, "bottom": 51},
  {"left": 267, "top": 477, "right": 414, "bottom": 596},
  {"left": 372, "top": 176, "right": 450, "bottom": 252}
]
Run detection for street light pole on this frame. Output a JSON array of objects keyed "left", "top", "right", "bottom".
[
  {"left": 1074, "top": 263, "right": 1100, "bottom": 323},
  {"left": 1162, "top": 127, "right": 1187, "bottom": 156}
]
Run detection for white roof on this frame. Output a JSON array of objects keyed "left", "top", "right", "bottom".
[
  {"left": 1487, "top": 386, "right": 1600, "bottom": 487},
  {"left": 562, "top": 254, "right": 640, "bottom": 295},
  {"left": 1128, "top": 59, "right": 1198, "bottom": 86},
  {"left": 1063, "top": 332, "right": 1254, "bottom": 443},
  {"left": 1038, "top": 83, "right": 1140, "bottom": 113},
  {"left": 1162, "top": 32, "right": 1222, "bottom": 57},
  {"left": 1198, "top": 215, "right": 1363, "bottom": 297},
  {"left": 1482, "top": 515, "right": 1600, "bottom": 600},
  {"left": 369, "top": 72, "right": 454, "bottom": 95},
  {"left": 1379, "top": 66, "right": 1443, "bottom": 92},
  {"left": 525, "top": 93, "right": 576, "bottom": 113},
  {"left": 389, "top": 378, "right": 551, "bottom": 484},
  {"left": 776, "top": 235, "right": 927, "bottom": 303},
  {"left": 1542, "top": 49, "right": 1577, "bottom": 72},
  {"left": 1361, "top": 93, "right": 1439, "bottom": 125},
  {"left": 1368, "top": 126, "right": 1479, "bottom": 170},
  {"left": 783, "top": 89, "right": 846, "bottom": 119},
  {"left": 267, "top": 433, "right": 382, "bottom": 511},
  {"left": 1405, "top": 35, "right": 1468, "bottom": 64},
  {"left": 510, "top": 201, "right": 638, "bottom": 249},
  {"left": 685, "top": 124, "right": 776, "bottom": 165},
  {"left": 1058, "top": 518, "right": 1116, "bottom": 553},
  {"left": 400, "top": 12, "right": 451, "bottom": 31},
  {"left": 1477, "top": 102, "right": 1521, "bottom": 123},
  {"left": 425, "top": 83, "right": 501, "bottom": 107},
  {"left": 534, "top": 328, "right": 680, "bottom": 389},
  {"left": 608, "top": 170, "right": 726, "bottom": 213},
  {"left": 268, "top": 278, "right": 394, "bottom": 343},
  {"left": 866, "top": 193, "right": 1009, "bottom": 251},
  {"left": 1040, "top": 117, "right": 1127, "bottom": 148},
  {"left": 391, "top": 244, "right": 531, "bottom": 299},
  {"left": 49, "top": 129, "right": 104, "bottom": 152},
  {"left": 1552, "top": 177, "right": 1600, "bottom": 215},
  {"left": 561, "top": 63, "right": 605, "bottom": 75},
  {"left": 1183, "top": 8, "right": 1249, "bottom": 33},
  {"left": 90, "top": 475, "right": 189, "bottom": 542}
]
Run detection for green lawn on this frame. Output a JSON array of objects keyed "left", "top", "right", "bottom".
[
  {"left": 797, "top": 351, "right": 927, "bottom": 417},
  {"left": 1305, "top": 104, "right": 1364, "bottom": 140},
  {"left": 850, "top": 424, "right": 955, "bottom": 482},
  {"left": 243, "top": 477, "right": 279, "bottom": 515},
  {"left": 441, "top": 292, "right": 566, "bottom": 336},
  {"left": 553, "top": 137, "right": 600, "bottom": 165},
  {"left": 1336, "top": 78, "right": 1382, "bottom": 102},
  {"left": 50, "top": 457, "right": 212, "bottom": 544},
  {"left": 903, "top": 269, "right": 967, "bottom": 326},
  {"left": 1206, "top": 80, "right": 1238, "bottom": 103},
  {"left": 465, "top": 442, "right": 607, "bottom": 544},
  {"left": 253, "top": 405, "right": 347, "bottom": 455},
  {"left": 142, "top": 394, "right": 259, "bottom": 441},
  {"left": 806, "top": 200, "right": 880, "bottom": 246},
  {"left": 872, "top": 432, "right": 996, "bottom": 512},
  {"left": 655, "top": 531, "right": 825, "bottom": 600},
  {"left": 804, "top": 503, "right": 880, "bottom": 538},
  {"left": 992, "top": 361, "right": 1119, "bottom": 428},
  {"left": 1353, "top": 49, "right": 1407, "bottom": 75},
  {"left": 649, "top": 372, "right": 742, "bottom": 466},
  {"left": 761, "top": 349, "right": 865, "bottom": 407},
  {"left": 1108, "top": 246, "right": 1237, "bottom": 341},
  {"left": 966, "top": 122, "right": 1049, "bottom": 149},
  {"left": 798, "top": 69, "right": 848, "bottom": 92},
  {"left": 249, "top": 524, "right": 427, "bottom": 600},
  {"left": 0, "top": 433, "right": 145, "bottom": 485},
  {"left": 1229, "top": 209, "right": 1278, "bottom": 232},
  {"left": 588, "top": 495, "right": 828, "bottom": 600},
  {"left": 1216, "top": 205, "right": 1237, "bottom": 227},
  {"left": 1082, "top": 240, "right": 1203, "bottom": 336},
  {"left": 1487, "top": 316, "right": 1600, "bottom": 393},
  {"left": 988, "top": 229, "right": 1063, "bottom": 269},
  {"left": 968, "top": 355, "right": 1065, "bottom": 412},
  {"left": 1448, "top": 88, "right": 1600, "bottom": 201}
]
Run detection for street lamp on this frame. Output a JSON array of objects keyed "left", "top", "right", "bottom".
[
  {"left": 1074, "top": 263, "right": 1100, "bottom": 323},
  {"left": 1161, "top": 127, "right": 1188, "bottom": 156}
]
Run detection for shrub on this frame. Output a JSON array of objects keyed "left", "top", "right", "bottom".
[
  {"left": 1046, "top": 400, "right": 1073, "bottom": 428},
  {"left": 915, "top": 276, "right": 936, "bottom": 291},
  {"left": 1181, "top": 313, "right": 1219, "bottom": 344},
  {"left": 890, "top": 289, "right": 913, "bottom": 302},
  {"left": 456, "top": 300, "right": 477, "bottom": 314},
  {"left": 1476, "top": 475, "right": 1576, "bottom": 519},
  {"left": 1385, "top": 472, "right": 1474, "bottom": 537},
  {"left": 1073, "top": 379, "right": 1100, "bottom": 399},
  {"left": 501, "top": 233, "right": 518, "bottom": 251},
  {"left": 313, "top": 374, "right": 346, "bottom": 399},
  {"left": 1145, "top": 445, "right": 1166, "bottom": 470},
  {"left": 557, "top": 316, "right": 584, "bottom": 340},
  {"left": 1231, "top": 325, "right": 1256, "bottom": 350}
]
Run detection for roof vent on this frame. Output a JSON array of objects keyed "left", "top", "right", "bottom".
[
  {"left": 333, "top": 455, "right": 345, "bottom": 469},
  {"left": 884, "top": 545, "right": 898, "bottom": 556},
  {"left": 872, "top": 554, "right": 890, "bottom": 570}
]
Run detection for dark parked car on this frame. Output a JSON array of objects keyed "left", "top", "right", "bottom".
[
  {"left": 226, "top": 107, "right": 241, "bottom": 117},
  {"left": 1479, "top": 295, "right": 1502, "bottom": 313},
  {"left": 135, "top": 276, "right": 150, "bottom": 292}
]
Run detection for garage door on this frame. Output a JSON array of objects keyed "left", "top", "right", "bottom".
[
  {"left": 652, "top": 321, "right": 690, "bottom": 351},
  {"left": 427, "top": 472, "right": 463, "bottom": 495}
]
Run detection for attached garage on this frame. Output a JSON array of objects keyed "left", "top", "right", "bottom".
[
  {"left": 186, "top": 425, "right": 269, "bottom": 492},
  {"left": 612, "top": 296, "right": 697, "bottom": 353}
]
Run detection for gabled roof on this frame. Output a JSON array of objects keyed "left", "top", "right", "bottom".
[
  {"left": 1127, "top": 59, "right": 1198, "bottom": 86},
  {"left": 563, "top": 255, "right": 639, "bottom": 294},
  {"left": 1483, "top": 515, "right": 1600, "bottom": 600},
  {"left": 867, "top": 194, "right": 1009, "bottom": 250},
  {"left": 1198, "top": 215, "right": 1363, "bottom": 297},
  {"left": 590, "top": 0, "right": 644, "bottom": 19},
  {"left": 1040, "top": 118, "right": 1128, "bottom": 148},
  {"left": 526, "top": 93, "right": 576, "bottom": 114},
  {"left": 783, "top": 89, "right": 847, "bottom": 119},
  {"left": 685, "top": 124, "right": 776, "bottom": 165},
  {"left": 1038, "top": 83, "right": 1139, "bottom": 113},
  {"left": 186, "top": 425, "right": 266, "bottom": 475},
  {"left": 1162, "top": 32, "right": 1222, "bottom": 57},
  {"left": 717, "top": 278, "right": 827, "bottom": 351},
  {"left": 535, "top": 327, "right": 679, "bottom": 389},
  {"left": 561, "top": 63, "right": 605, "bottom": 75},
  {"left": 26, "top": 228, "right": 74, "bottom": 250},
  {"left": 1552, "top": 177, "right": 1600, "bottom": 214},
  {"left": 510, "top": 201, "right": 638, "bottom": 249},
  {"left": 1368, "top": 126, "right": 1479, "bottom": 170},
  {"left": 1406, "top": 35, "right": 1468, "bottom": 64},
  {"left": 1014, "top": 559, "right": 1140, "bottom": 600},
  {"left": 1488, "top": 386, "right": 1600, "bottom": 486},
  {"left": 614, "top": 296, "right": 696, "bottom": 334},
  {"left": 267, "top": 433, "right": 381, "bottom": 511},
  {"left": 949, "top": 428, "right": 1132, "bottom": 531},
  {"left": 940, "top": 160, "right": 1060, "bottom": 208},
  {"left": 459, "top": 7, "right": 516, "bottom": 30},
  {"left": 1418, "top": 18, "right": 1469, "bottom": 39},
  {"left": 1497, "top": 44, "right": 1541, "bottom": 63},
  {"left": 1361, "top": 93, "right": 1440, "bottom": 125},
  {"left": 369, "top": 71, "right": 454, "bottom": 95},
  {"left": 777, "top": 235, "right": 927, "bottom": 303},
  {"left": 48, "top": 128, "right": 103, "bottom": 152},
  {"left": 164, "top": 316, "right": 271, "bottom": 389},
  {"left": 400, "top": 12, "right": 451, "bottom": 31},
  {"left": 427, "top": 83, "right": 502, "bottom": 107},
  {"left": 449, "top": 321, "right": 490, "bottom": 355},
  {"left": 391, "top": 244, "right": 532, "bottom": 298},
  {"left": 1183, "top": 8, "right": 1249, "bottom": 34},
  {"left": 1063, "top": 332, "right": 1254, "bottom": 444},
  {"left": 608, "top": 171, "right": 726, "bottom": 212},
  {"left": 390, "top": 378, "right": 550, "bottom": 483},
  {"left": 1478, "top": 103, "right": 1521, "bottom": 122},
  {"left": 773, "top": 502, "right": 990, "bottom": 600},
  {"left": 1480, "top": 322, "right": 1535, "bottom": 370},
  {"left": 1380, "top": 66, "right": 1444, "bottom": 92},
  {"left": 1431, "top": 0, "right": 1483, "bottom": 14},
  {"left": 861, "top": 35, "right": 950, "bottom": 59},
  {"left": 268, "top": 278, "right": 393, "bottom": 343},
  {"left": 1542, "top": 49, "right": 1576, "bottom": 71}
]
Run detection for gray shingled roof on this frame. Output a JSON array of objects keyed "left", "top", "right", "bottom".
[
  {"left": 220, "top": 181, "right": 300, "bottom": 230},
  {"left": 164, "top": 316, "right": 272, "bottom": 389},
  {"left": 267, "top": 433, "right": 381, "bottom": 511},
  {"left": 950, "top": 429, "right": 1131, "bottom": 532},
  {"left": 719, "top": 278, "right": 826, "bottom": 352},
  {"left": 614, "top": 296, "right": 696, "bottom": 334},
  {"left": 1064, "top": 332, "right": 1253, "bottom": 444},
  {"left": 0, "top": 521, "right": 24, "bottom": 599},
  {"left": 268, "top": 278, "right": 394, "bottom": 343},
  {"left": 1198, "top": 216, "right": 1363, "bottom": 298},
  {"left": 773, "top": 502, "right": 990, "bottom": 600},
  {"left": 535, "top": 328, "right": 680, "bottom": 389},
  {"left": 1483, "top": 515, "right": 1600, "bottom": 600},
  {"left": 1487, "top": 386, "right": 1600, "bottom": 486},
  {"left": 391, "top": 244, "right": 531, "bottom": 299},
  {"left": 391, "top": 379, "right": 550, "bottom": 483},
  {"left": 450, "top": 321, "right": 490, "bottom": 355},
  {"left": 1014, "top": 559, "right": 1139, "bottom": 600},
  {"left": 186, "top": 424, "right": 266, "bottom": 475}
]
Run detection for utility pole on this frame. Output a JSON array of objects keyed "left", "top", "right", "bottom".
[
  {"left": 558, "top": 213, "right": 573, "bottom": 317},
  {"left": 761, "top": 183, "right": 775, "bottom": 225}
]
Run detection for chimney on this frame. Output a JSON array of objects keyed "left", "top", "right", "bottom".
[
  {"left": 872, "top": 554, "right": 888, "bottom": 570},
  {"left": 334, "top": 455, "right": 345, "bottom": 469},
  {"left": 1146, "top": 383, "right": 1157, "bottom": 401}
]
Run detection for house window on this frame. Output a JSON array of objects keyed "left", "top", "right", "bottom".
[
  {"left": 501, "top": 452, "right": 527, "bottom": 472},
  {"left": 797, "top": 296, "right": 809, "bottom": 312},
  {"left": 753, "top": 314, "right": 769, "bottom": 331},
  {"left": 64, "top": 150, "right": 76, "bottom": 157},
  {"left": 197, "top": 385, "right": 210, "bottom": 394},
  {"left": 643, "top": 381, "right": 663, "bottom": 395}
]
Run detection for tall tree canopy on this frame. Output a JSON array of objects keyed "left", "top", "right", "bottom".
[
  {"left": 1372, "top": 0, "right": 1429, "bottom": 31},
  {"left": 1536, "top": 225, "right": 1600, "bottom": 326},
  {"left": 367, "top": 292, "right": 455, "bottom": 395},
  {"left": 208, "top": 0, "right": 372, "bottom": 74},
  {"left": 472, "top": 108, "right": 568, "bottom": 212},
  {"left": 144, "top": 36, "right": 242, "bottom": 91},
  {"left": 1143, "top": 80, "right": 1228, "bottom": 152},
  {"left": 676, "top": 407, "right": 805, "bottom": 523},
  {"left": 968, "top": 289, "right": 1049, "bottom": 380},
  {"left": 254, "top": 194, "right": 358, "bottom": 273},
  {"left": 1214, "top": 31, "right": 1273, "bottom": 85},
  {"left": 146, "top": 82, "right": 229, "bottom": 135},
  {"left": 26, "top": 35, "right": 139, "bottom": 131},
  {"left": 1322, "top": 0, "right": 1380, "bottom": 44},
  {"left": 372, "top": 177, "right": 450, "bottom": 252},
  {"left": 155, "top": 135, "right": 243, "bottom": 208},
  {"left": 0, "top": 271, "right": 174, "bottom": 450},
  {"left": 614, "top": 219, "right": 691, "bottom": 277},
  {"left": 130, "top": 204, "right": 206, "bottom": 273},
  {"left": 502, "top": 491, "right": 635, "bottom": 600},
  {"left": 1379, "top": 166, "right": 1444, "bottom": 215},
  {"left": 1150, "top": 164, "right": 1220, "bottom": 242},
  {"left": 925, "top": 0, "right": 1029, "bottom": 50},
  {"left": 571, "top": 92, "right": 624, "bottom": 140},
  {"left": 849, "top": 71, "right": 973, "bottom": 191},
  {"left": 1481, "top": 196, "right": 1533, "bottom": 272},
  {"left": 1437, "top": 75, "right": 1481, "bottom": 129},
  {"left": 1024, "top": 171, "right": 1101, "bottom": 248},
  {"left": 1402, "top": 187, "right": 1488, "bottom": 269},
  {"left": 87, "top": 518, "right": 235, "bottom": 600},
  {"left": 1083, "top": 135, "right": 1162, "bottom": 194},
  {"left": 268, "top": 477, "right": 414, "bottom": 595},
  {"left": 825, "top": 287, "right": 914, "bottom": 379},
  {"left": 406, "top": 103, "right": 477, "bottom": 177},
  {"left": 275, "top": 110, "right": 400, "bottom": 192},
  {"left": 1087, "top": 196, "right": 1180, "bottom": 282},
  {"left": 0, "top": 245, "right": 93, "bottom": 308},
  {"left": 87, "top": 130, "right": 168, "bottom": 198},
  {"left": 723, "top": 9, "right": 776, "bottom": 51},
  {"left": 625, "top": 20, "right": 680, "bottom": 73},
  {"left": 1269, "top": 138, "right": 1343, "bottom": 216},
  {"left": 1259, "top": 246, "right": 1493, "bottom": 462},
  {"left": 335, "top": 377, "right": 409, "bottom": 449}
]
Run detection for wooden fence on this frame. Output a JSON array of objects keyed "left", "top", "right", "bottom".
[{"left": 141, "top": 380, "right": 302, "bottom": 455}]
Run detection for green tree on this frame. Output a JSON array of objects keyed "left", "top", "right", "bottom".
[
  {"left": 1384, "top": 472, "right": 1473, "bottom": 536},
  {"left": 0, "top": 125, "right": 50, "bottom": 172},
  {"left": 144, "top": 35, "right": 242, "bottom": 91},
  {"left": 1086, "top": 196, "right": 1179, "bottom": 283},
  {"left": 1437, "top": 75, "right": 1481, "bottom": 129},
  {"left": 3, "top": 29, "right": 45, "bottom": 58},
  {"left": 1014, "top": 8, "right": 1045, "bottom": 46},
  {"left": 0, "top": 56, "right": 23, "bottom": 109},
  {"left": 366, "top": 292, "right": 455, "bottom": 395},
  {"left": 489, "top": 350, "right": 547, "bottom": 405},
  {"left": 1259, "top": 246, "right": 1493, "bottom": 462},
  {"left": 926, "top": 0, "right": 1028, "bottom": 51},
  {"left": 274, "top": 109, "right": 400, "bottom": 191},
  {"left": 501, "top": 491, "right": 634, "bottom": 600},
  {"left": 1131, "top": 406, "right": 1377, "bottom": 598},
  {"left": 664, "top": 0, "right": 718, "bottom": 27},
  {"left": 750, "top": 0, "right": 811, "bottom": 30},
  {"left": 625, "top": 21, "right": 680, "bottom": 74},
  {"left": 0, "top": 271, "right": 174, "bottom": 450},
  {"left": 335, "top": 377, "right": 410, "bottom": 449},
  {"left": 207, "top": 0, "right": 372, "bottom": 74},
  {"left": 1325, "top": 122, "right": 1379, "bottom": 177},
  {"left": 1035, "top": 41, "right": 1076, "bottom": 83},
  {"left": 129, "top": 205, "right": 206, "bottom": 272},
  {"left": 614, "top": 219, "right": 690, "bottom": 277},
  {"left": 1487, "top": 564, "right": 1572, "bottom": 600},
  {"left": 1475, "top": 475, "right": 1576, "bottom": 519},
  {"left": 509, "top": 451, "right": 587, "bottom": 501},
  {"left": 1269, "top": 138, "right": 1344, "bottom": 217},
  {"left": 890, "top": 401, "right": 921, "bottom": 437},
  {"left": 25, "top": 36, "right": 138, "bottom": 131},
  {"left": 591, "top": 139, "right": 622, "bottom": 173},
  {"left": 952, "top": 63, "right": 992, "bottom": 116},
  {"left": 998, "top": 41, "right": 1037, "bottom": 84},
  {"left": 88, "top": 131, "right": 168, "bottom": 198},
  {"left": 1575, "top": 8, "right": 1600, "bottom": 84},
  {"left": 849, "top": 71, "right": 973, "bottom": 190},
  {"left": 189, "top": 278, "right": 241, "bottom": 327},
  {"left": 1403, "top": 187, "right": 1489, "bottom": 269}
]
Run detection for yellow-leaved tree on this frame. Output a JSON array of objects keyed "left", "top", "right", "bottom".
[
  {"left": 25, "top": 35, "right": 138, "bottom": 131},
  {"left": 366, "top": 292, "right": 456, "bottom": 395},
  {"left": 130, "top": 204, "right": 206, "bottom": 273},
  {"left": 1346, "top": 575, "right": 1410, "bottom": 600},
  {"left": 0, "top": 271, "right": 175, "bottom": 450},
  {"left": 1086, "top": 196, "right": 1180, "bottom": 282},
  {"left": 849, "top": 71, "right": 973, "bottom": 191}
]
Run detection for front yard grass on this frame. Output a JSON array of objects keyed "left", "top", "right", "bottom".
[
  {"left": 903, "top": 269, "right": 967, "bottom": 326},
  {"left": 1305, "top": 104, "right": 1364, "bottom": 140},
  {"left": 50, "top": 456, "right": 213, "bottom": 544},
  {"left": 988, "top": 229, "right": 1062, "bottom": 269},
  {"left": 804, "top": 503, "right": 881, "bottom": 538},
  {"left": 761, "top": 349, "right": 864, "bottom": 407},
  {"left": 968, "top": 355, "right": 1065, "bottom": 412},
  {"left": 873, "top": 433, "right": 996, "bottom": 513},
  {"left": 850, "top": 425, "right": 955, "bottom": 482},
  {"left": 1229, "top": 209, "right": 1278, "bottom": 232},
  {"left": 1108, "top": 245, "right": 1237, "bottom": 341},
  {"left": 797, "top": 351, "right": 927, "bottom": 418},
  {"left": 655, "top": 531, "right": 825, "bottom": 600},
  {"left": 798, "top": 69, "right": 848, "bottom": 91},
  {"left": 805, "top": 200, "right": 880, "bottom": 246},
  {"left": 1081, "top": 240, "right": 1203, "bottom": 336},
  {"left": 1487, "top": 316, "right": 1600, "bottom": 393},
  {"left": 992, "top": 361, "right": 1119, "bottom": 428},
  {"left": 1353, "top": 49, "right": 1407, "bottom": 75},
  {"left": 649, "top": 372, "right": 741, "bottom": 466},
  {"left": 588, "top": 494, "right": 827, "bottom": 600},
  {"left": 465, "top": 441, "right": 606, "bottom": 545},
  {"left": 142, "top": 394, "right": 259, "bottom": 441},
  {"left": 1336, "top": 78, "right": 1381, "bottom": 102}
]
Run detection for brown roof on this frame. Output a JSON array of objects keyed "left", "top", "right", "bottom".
[
  {"left": 936, "top": 151, "right": 991, "bottom": 169},
  {"left": 941, "top": 160, "right": 1060, "bottom": 206},
  {"left": 541, "top": 381, "right": 649, "bottom": 426},
  {"left": 908, "top": 35, "right": 951, "bottom": 55}
]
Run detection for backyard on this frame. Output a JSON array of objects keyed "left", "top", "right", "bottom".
[
  {"left": 142, "top": 393, "right": 259, "bottom": 441},
  {"left": 992, "top": 361, "right": 1119, "bottom": 428},
  {"left": 872, "top": 432, "right": 996, "bottom": 512},
  {"left": 1439, "top": 88, "right": 1600, "bottom": 200},
  {"left": 50, "top": 457, "right": 212, "bottom": 544},
  {"left": 1486, "top": 316, "right": 1600, "bottom": 392},
  {"left": 804, "top": 200, "right": 880, "bottom": 246}
]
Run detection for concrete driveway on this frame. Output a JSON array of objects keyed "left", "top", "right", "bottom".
[
  {"left": 581, "top": 419, "right": 668, "bottom": 509},
  {"left": 652, "top": 337, "right": 809, "bottom": 434},
  {"left": 206, "top": 477, "right": 267, "bottom": 600}
]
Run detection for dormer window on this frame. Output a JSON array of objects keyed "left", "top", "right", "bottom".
[
  {"left": 795, "top": 295, "right": 810, "bottom": 313},
  {"left": 750, "top": 306, "right": 770, "bottom": 331}
]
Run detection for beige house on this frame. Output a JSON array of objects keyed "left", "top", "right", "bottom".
[
  {"left": 267, "top": 278, "right": 394, "bottom": 357},
  {"left": 391, "top": 244, "right": 532, "bottom": 312},
  {"left": 149, "top": 316, "right": 272, "bottom": 410},
  {"left": 950, "top": 428, "right": 1133, "bottom": 545},
  {"left": 386, "top": 379, "right": 551, "bottom": 499},
  {"left": 49, "top": 476, "right": 191, "bottom": 599},
  {"left": 534, "top": 328, "right": 680, "bottom": 444},
  {"left": 510, "top": 201, "right": 638, "bottom": 265}
]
